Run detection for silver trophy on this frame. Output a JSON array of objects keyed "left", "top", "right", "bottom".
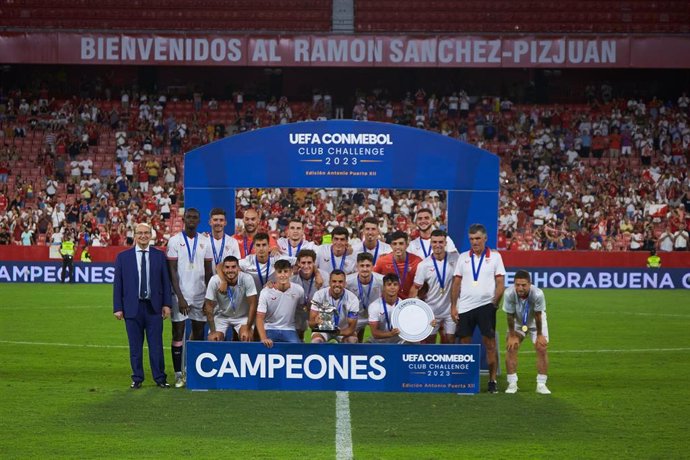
[{"left": 310, "top": 299, "right": 339, "bottom": 333}]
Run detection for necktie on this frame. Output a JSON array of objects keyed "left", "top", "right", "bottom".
[{"left": 140, "top": 250, "right": 148, "bottom": 299}]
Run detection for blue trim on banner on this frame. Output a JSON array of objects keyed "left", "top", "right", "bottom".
[
  {"left": 504, "top": 268, "right": 690, "bottom": 289},
  {"left": 1, "top": 262, "right": 688, "bottom": 289},
  {"left": 186, "top": 342, "right": 481, "bottom": 393},
  {"left": 0, "top": 262, "right": 114, "bottom": 283}
]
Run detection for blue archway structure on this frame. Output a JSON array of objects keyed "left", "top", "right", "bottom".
[{"left": 184, "top": 120, "right": 499, "bottom": 250}]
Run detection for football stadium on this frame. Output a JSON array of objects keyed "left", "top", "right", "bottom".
[{"left": 1, "top": 1, "right": 689, "bottom": 458}]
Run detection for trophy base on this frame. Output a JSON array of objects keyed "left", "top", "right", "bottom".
[{"left": 313, "top": 328, "right": 340, "bottom": 334}]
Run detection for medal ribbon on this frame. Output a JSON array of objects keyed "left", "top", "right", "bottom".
[
  {"left": 381, "top": 296, "right": 399, "bottom": 331},
  {"left": 357, "top": 276, "right": 374, "bottom": 310},
  {"left": 243, "top": 236, "right": 254, "bottom": 257},
  {"left": 331, "top": 293, "right": 345, "bottom": 326},
  {"left": 288, "top": 240, "right": 303, "bottom": 258},
  {"left": 227, "top": 284, "right": 237, "bottom": 312},
  {"left": 256, "top": 256, "right": 271, "bottom": 288},
  {"left": 432, "top": 252, "right": 448, "bottom": 291},
  {"left": 470, "top": 249, "right": 486, "bottom": 284},
  {"left": 330, "top": 246, "right": 346, "bottom": 271},
  {"left": 420, "top": 238, "right": 431, "bottom": 258},
  {"left": 393, "top": 252, "right": 409, "bottom": 282},
  {"left": 520, "top": 296, "right": 530, "bottom": 327},
  {"left": 363, "top": 241, "right": 380, "bottom": 264},
  {"left": 211, "top": 235, "right": 225, "bottom": 266},
  {"left": 182, "top": 232, "right": 198, "bottom": 265}
]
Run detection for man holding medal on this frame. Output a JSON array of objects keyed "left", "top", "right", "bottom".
[
  {"left": 373, "top": 230, "right": 422, "bottom": 299},
  {"left": 291, "top": 249, "right": 328, "bottom": 341},
  {"left": 315, "top": 226, "right": 357, "bottom": 275},
  {"left": 167, "top": 208, "right": 213, "bottom": 388},
  {"left": 368, "top": 273, "right": 403, "bottom": 343},
  {"left": 410, "top": 230, "right": 459, "bottom": 344},
  {"left": 408, "top": 208, "right": 458, "bottom": 260},
  {"left": 278, "top": 219, "right": 318, "bottom": 266},
  {"left": 203, "top": 256, "right": 258, "bottom": 342},
  {"left": 450, "top": 223, "right": 506, "bottom": 393},
  {"left": 346, "top": 252, "right": 384, "bottom": 343},
  {"left": 309, "top": 270, "right": 360, "bottom": 343},
  {"left": 502, "top": 270, "right": 551, "bottom": 394},
  {"left": 351, "top": 217, "right": 392, "bottom": 265}
]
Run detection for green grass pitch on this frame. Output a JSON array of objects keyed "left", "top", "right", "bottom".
[{"left": 1, "top": 284, "right": 689, "bottom": 459}]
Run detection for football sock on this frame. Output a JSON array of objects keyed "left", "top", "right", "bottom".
[
  {"left": 537, "top": 374, "right": 548, "bottom": 384},
  {"left": 172, "top": 345, "right": 183, "bottom": 373}
]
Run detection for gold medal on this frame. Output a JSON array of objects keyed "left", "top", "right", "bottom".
[
  {"left": 189, "top": 263, "right": 194, "bottom": 270},
  {"left": 521, "top": 325, "right": 529, "bottom": 333},
  {"left": 472, "top": 281, "right": 478, "bottom": 286},
  {"left": 440, "top": 288, "right": 445, "bottom": 295}
]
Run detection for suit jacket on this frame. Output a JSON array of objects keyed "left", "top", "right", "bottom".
[{"left": 113, "top": 246, "right": 172, "bottom": 318}]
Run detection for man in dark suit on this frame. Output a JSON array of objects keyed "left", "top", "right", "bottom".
[{"left": 113, "top": 223, "right": 172, "bottom": 389}]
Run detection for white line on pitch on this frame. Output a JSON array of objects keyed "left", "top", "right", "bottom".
[{"left": 335, "top": 391, "right": 353, "bottom": 460}]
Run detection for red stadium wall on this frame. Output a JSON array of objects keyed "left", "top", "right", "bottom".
[{"left": 1, "top": 246, "right": 688, "bottom": 268}]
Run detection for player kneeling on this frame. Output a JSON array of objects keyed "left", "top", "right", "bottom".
[
  {"left": 203, "top": 256, "right": 258, "bottom": 342},
  {"left": 309, "top": 270, "right": 360, "bottom": 343}
]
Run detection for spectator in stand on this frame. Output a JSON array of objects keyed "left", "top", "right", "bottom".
[{"left": 673, "top": 223, "right": 689, "bottom": 251}]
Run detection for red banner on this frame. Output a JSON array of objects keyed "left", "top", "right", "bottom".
[{"left": 2, "top": 32, "right": 690, "bottom": 68}]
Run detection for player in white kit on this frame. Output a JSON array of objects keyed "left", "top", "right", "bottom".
[
  {"left": 315, "top": 226, "right": 356, "bottom": 274},
  {"left": 208, "top": 207, "right": 241, "bottom": 270},
  {"left": 309, "top": 270, "right": 360, "bottom": 343},
  {"left": 351, "top": 217, "right": 392, "bottom": 265},
  {"left": 409, "top": 230, "right": 459, "bottom": 344},
  {"left": 256, "top": 259, "right": 304, "bottom": 347},
  {"left": 240, "top": 232, "right": 287, "bottom": 294},
  {"left": 166, "top": 208, "right": 213, "bottom": 387},
  {"left": 277, "top": 219, "right": 317, "bottom": 265},
  {"left": 290, "top": 249, "right": 328, "bottom": 341},
  {"left": 203, "top": 256, "right": 258, "bottom": 342},
  {"left": 408, "top": 208, "right": 457, "bottom": 259},
  {"left": 368, "top": 274, "right": 404, "bottom": 344},
  {"left": 346, "top": 252, "right": 384, "bottom": 343},
  {"left": 502, "top": 270, "right": 551, "bottom": 394}
]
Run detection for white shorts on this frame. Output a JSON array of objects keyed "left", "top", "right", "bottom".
[
  {"left": 512, "top": 314, "right": 549, "bottom": 344},
  {"left": 171, "top": 294, "right": 207, "bottom": 323},
  {"left": 215, "top": 315, "right": 248, "bottom": 338},
  {"left": 430, "top": 313, "right": 456, "bottom": 336}
]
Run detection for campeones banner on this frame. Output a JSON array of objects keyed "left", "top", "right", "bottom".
[
  {"left": 3, "top": 33, "right": 690, "bottom": 68},
  {"left": 187, "top": 342, "right": 481, "bottom": 393}
]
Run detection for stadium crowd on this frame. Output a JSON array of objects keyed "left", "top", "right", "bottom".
[{"left": 0, "top": 83, "right": 688, "bottom": 252}]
